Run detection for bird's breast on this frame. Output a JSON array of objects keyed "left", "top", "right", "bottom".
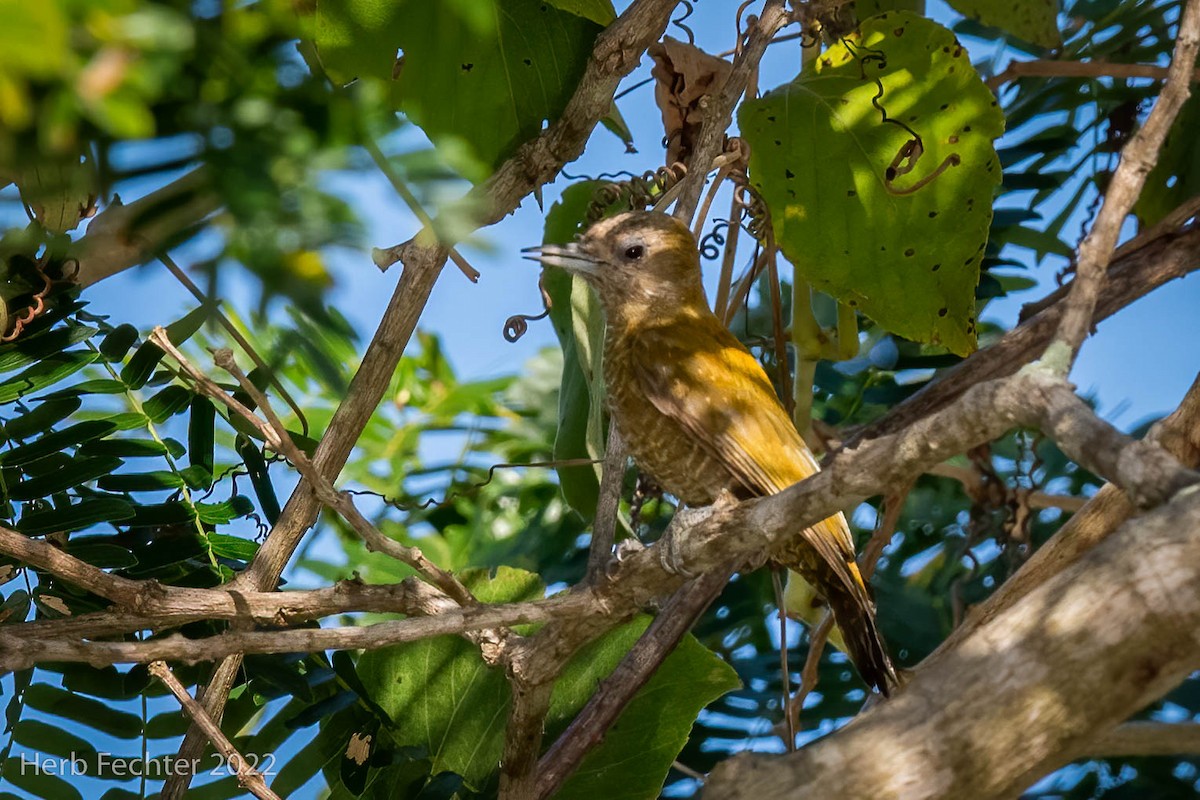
[{"left": 603, "top": 329, "right": 740, "bottom": 506}]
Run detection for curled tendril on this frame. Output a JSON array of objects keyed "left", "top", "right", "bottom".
[
  {"left": 560, "top": 168, "right": 641, "bottom": 182},
  {"left": 842, "top": 38, "right": 961, "bottom": 195},
  {"left": 504, "top": 308, "right": 550, "bottom": 342},
  {"left": 2, "top": 266, "right": 56, "bottom": 343},
  {"left": 586, "top": 164, "right": 688, "bottom": 223},
  {"left": 699, "top": 220, "right": 730, "bottom": 260},
  {"left": 733, "top": 182, "right": 772, "bottom": 243},
  {"left": 671, "top": 0, "right": 696, "bottom": 44},
  {"left": 503, "top": 272, "right": 554, "bottom": 342}
]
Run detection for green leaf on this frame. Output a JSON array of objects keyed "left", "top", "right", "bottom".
[
  {"left": 196, "top": 495, "right": 254, "bottom": 525},
  {"left": 64, "top": 540, "right": 137, "bottom": 569},
  {"left": 315, "top": 0, "right": 603, "bottom": 170},
  {"left": 945, "top": 0, "right": 1061, "bottom": 50},
  {"left": 357, "top": 567, "right": 544, "bottom": 789},
  {"left": 189, "top": 396, "right": 216, "bottom": 479},
  {"left": 1136, "top": 93, "right": 1200, "bottom": 227},
  {"left": 205, "top": 532, "right": 259, "bottom": 561},
  {"left": 77, "top": 438, "right": 169, "bottom": 458},
  {"left": 855, "top": 0, "right": 923, "bottom": 19},
  {"left": 144, "top": 710, "right": 190, "bottom": 739},
  {"left": 238, "top": 436, "right": 280, "bottom": 525},
  {"left": 6, "top": 456, "right": 124, "bottom": 500},
  {"left": 127, "top": 501, "right": 197, "bottom": 527},
  {"left": 0, "top": 760, "right": 84, "bottom": 800},
  {"left": 10, "top": 718, "right": 99, "bottom": 763},
  {"left": 0, "top": 420, "right": 118, "bottom": 466},
  {"left": 542, "top": 182, "right": 606, "bottom": 519},
  {"left": 22, "top": 683, "right": 143, "bottom": 739},
  {"left": 178, "top": 464, "right": 213, "bottom": 490},
  {"left": 0, "top": 325, "right": 98, "bottom": 374},
  {"left": 999, "top": 224, "right": 1073, "bottom": 260},
  {"left": 0, "top": 351, "right": 101, "bottom": 404},
  {"left": 98, "top": 324, "right": 139, "bottom": 362},
  {"left": 107, "top": 412, "right": 152, "bottom": 431},
  {"left": 55, "top": 663, "right": 148, "bottom": 700},
  {"left": 545, "top": 0, "right": 615, "bottom": 25},
  {"left": 143, "top": 384, "right": 193, "bottom": 423},
  {"left": 0, "top": 590, "right": 30, "bottom": 624},
  {"left": 0, "top": 397, "right": 81, "bottom": 441},
  {"left": 39, "top": 378, "right": 130, "bottom": 398},
  {"left": 554, "top": 620, "right": 740, "bottom": 800},
  {"left": 16, "top": 155, "right": 97, "bottom": 234},
  {"left": 0, "top": 0, "right": 68, "bottom": 77},
  {"left": 17, "top": 497, "right": 136, "bottom": 535},
  {"left": 97, "top": 470, "right": 185, "bottom": 492},
  {"left": 740, "top": 13, "right": 1005, "bottom": 356}
]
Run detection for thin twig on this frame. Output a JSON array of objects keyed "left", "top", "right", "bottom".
[
  {"left": 150, "top": 328, "right": 476, "bottom": 607},
  {"left": 5, "top": 594, "right": 580, "bottom": 669},
  {"left": 158, "top": 252, "right": 310, "bottom": 436},
  {"left": 148, "top": 661, "right": 281, "bottom": 800},
  {"left": 987, "top": 58, "right": 1200, "bottom": 91},
  {"left": 713, "top": 190, "right": 743, "bottom": 319},
  {"left": 1049, "top": 0, "right": 1200, "bottom": 367},
  {"left": 361, "top": 135, "right": 480, "bottom": 282}
]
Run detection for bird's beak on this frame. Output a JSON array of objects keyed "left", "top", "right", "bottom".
[{"left": 521, "top": 243, "right": 601, "bottom": 276}]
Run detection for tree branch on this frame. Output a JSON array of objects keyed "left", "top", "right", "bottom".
[
  {"left": 1083, "top": 722, "right": 1200, "bottom": 759},
  {"left": 0, "top": 593, "right": 586, "bottom": 670},
  {"left": 703, "top": 486, "right": 1200, "bottom": 800},
  {"left": 74, "top": 168, "right": 220, "bottom": 287},
  {"left": 587, "top": 428, "right": 629, "bottom": 582}
]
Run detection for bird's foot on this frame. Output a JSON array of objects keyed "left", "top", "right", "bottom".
[
  {"left": 655, "top": 504, "right": 715, "bottom": 578},
  {"left": 712, "top": 487, "right": 739, "bottom": 510}
]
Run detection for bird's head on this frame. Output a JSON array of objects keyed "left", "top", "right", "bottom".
[{"left": 524, "top": 211, "right": 707, "bottom": 321}]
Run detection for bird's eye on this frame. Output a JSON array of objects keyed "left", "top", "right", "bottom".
[{"left": 624, "top": 245, "right": 645, "bottom": 261}]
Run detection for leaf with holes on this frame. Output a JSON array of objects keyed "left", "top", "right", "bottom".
[
  {"left": 740, "top": 12, "right": 1004, "bottom": 356},
  {"left": 314, "top": 0, "right": 606, "bottom": 170}
]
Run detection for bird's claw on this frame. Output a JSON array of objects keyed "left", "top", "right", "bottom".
[{"left": 599, "top": 539, "right": 646, "bottom": 581}]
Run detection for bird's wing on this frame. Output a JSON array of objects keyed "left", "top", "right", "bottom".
[{"left": 629, "top": 322, "right": 857, "bottom": 563}]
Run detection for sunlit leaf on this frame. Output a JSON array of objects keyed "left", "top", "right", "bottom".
[{"left": 740, "top": 13, "right": 1005, "bottom": 355}]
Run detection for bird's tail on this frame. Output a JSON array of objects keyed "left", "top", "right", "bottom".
[
  {"left": 781, "top": 513, "right": 898, "bottom": 696},
  {"left": 818, "top": 560, "right": 898, "bottom": 697}
]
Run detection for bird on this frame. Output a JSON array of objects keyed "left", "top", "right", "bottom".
[{"left": 526, "top": 210, "right": 897, "bottom": 695}]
